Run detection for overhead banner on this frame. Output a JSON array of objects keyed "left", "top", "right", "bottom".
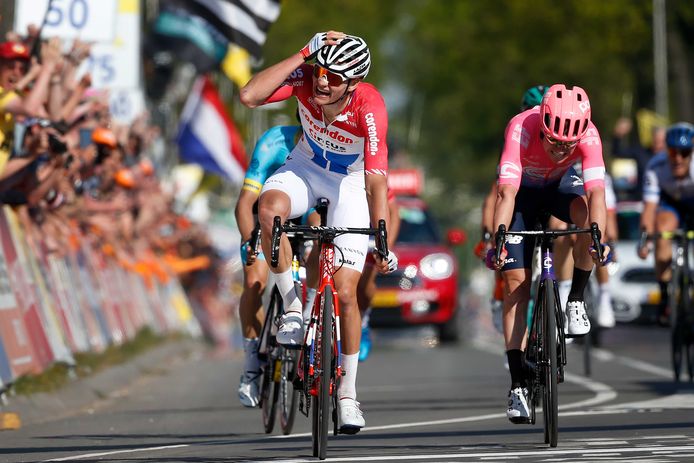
[{"left": 15, "top": 0, "right": 117, "bottom": 42}]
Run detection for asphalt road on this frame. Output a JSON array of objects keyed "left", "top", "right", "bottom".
[{"left": 2, "top": 306, "right": 694, "bottom": 463}]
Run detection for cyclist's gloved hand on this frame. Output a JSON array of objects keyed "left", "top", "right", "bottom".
[
  {"left": 300, "top": 31, "right": 345, "bottom": 60},
  {"left": 240, "top": 239, "right": 255, "bottom": 266},
  {"left": 589, "top": 243, "right": 611, "bottom": 265},
  {"left": 473, "top": 240, "right": 487, "bottom": 260},
  {"left": 485, "top": 248, "right": 507, "bottom": 270},
  {"left": 386, "top": 250, "right": 398, "bottom": 273}
]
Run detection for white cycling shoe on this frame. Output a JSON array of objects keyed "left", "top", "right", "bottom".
[
  {"left": 596, "top": 300, "right": 616, "bottom": 328},
  {"left": 277, "top": 312, "right": 304, "bottom": 347},
  {"left": 566, "top": 300, "right": 591, "bottom": 336},
  {"left": 339, "top": 398, "right": 365, "bottom": 434},
  {"left": 506, "top": 387, "right": 530, "bottom": 424},
  {"left": 238, "top": 371, "right": 261, "bottom": 408}
]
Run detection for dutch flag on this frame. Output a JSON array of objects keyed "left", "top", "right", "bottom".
[{"left": 177, "top": 76, "right": 247, "bottom": 182}]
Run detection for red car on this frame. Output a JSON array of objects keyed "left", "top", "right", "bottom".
[{"left": 370, "top": 195, "right": 465, "bottom": 342}]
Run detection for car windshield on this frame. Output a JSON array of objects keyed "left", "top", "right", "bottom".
[{"left": 396, "top": 205, "right": 440, "bottom": 244}]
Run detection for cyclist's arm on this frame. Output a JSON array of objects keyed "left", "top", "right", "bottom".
[
  {"left": 366, "top": 174, "right": 389, "bottom": 233},
  {"left": 493, "top": 183, "right": 517, "bottom": 233},
  {"left": 639, "top": 200, "right": 657, "bottom": 235},
  {"left": 387, "top": 199, "right": 401, "bottom": 248},
  {"left": 239, "top": 53, "right": 304, "bottom": 108},
  {"left": 482, "top": 180, "right": 497, "bottom": 236},
  {"left": 585, "top": 186, "right": 607, "bottom": 241},
  {"left": 235, "top": 188, "right": 259, "bottom": 243}
]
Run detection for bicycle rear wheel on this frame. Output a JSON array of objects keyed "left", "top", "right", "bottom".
[
  {"left": 672, "top": 271, "right": 687, "bottom": 382},
  {"left": 261, "top": 290, "right": 282, "bottom": 433},
  {"left": 543, "top": 280, "right": 559, "bottom": 447},
  {"left": 279, "top": 347, "right": 300, "bottom": 435},
  {"left": 312, "top": 287, "right": 333, "bottom": 460}
]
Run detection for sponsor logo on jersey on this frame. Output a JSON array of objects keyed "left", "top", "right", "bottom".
[
  {"left": 511, "top": 123, "right": 530, "bottom": 148},
  {"left": 365, "top": 112, "right": 379, "bottom": 155},
  {"left": 499, "top": 162, "right": 521, "bottom": 179},
  {"left": 506, "top": 235, "right": 523, "bottom": 244}
]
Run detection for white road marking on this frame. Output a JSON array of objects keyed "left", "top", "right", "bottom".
[
  {"left": 43, "top": 444, "right": 189, "bottom": 462},
  {"left": 592, "top": 348, "right": 672, "bottom": 378},
  {"left": 253, "top": 445, "right": 694, "bottom": 462}
]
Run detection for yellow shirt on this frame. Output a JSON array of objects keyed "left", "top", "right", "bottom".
[{"left": 0, "top": 85, "right": 19, "bottom": 173}]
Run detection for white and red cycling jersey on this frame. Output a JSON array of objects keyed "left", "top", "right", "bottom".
[
  {"left": 498, "top": 108, "right": 605, "bottom": 191},
  {"left": 265, "top": 63, "right": 388, "bottom": 176}
]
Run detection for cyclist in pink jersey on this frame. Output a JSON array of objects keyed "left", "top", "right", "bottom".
[
  {"left": 488, "top": 84, "right": 609, "bottom": 423},
  {"left": 240, "top": 31, "right": 397, "bottom": 434}
]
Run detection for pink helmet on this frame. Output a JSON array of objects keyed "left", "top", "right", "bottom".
[{"left": 540, "top": 84, "right": 591, "bottom": 143}]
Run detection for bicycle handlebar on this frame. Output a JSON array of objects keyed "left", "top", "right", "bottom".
[
  {"left": 494, "top": 222, "right": 605, "bottom": 266},
  {"left": 269, "top": 216, "right": 388, "bottom": 268}
]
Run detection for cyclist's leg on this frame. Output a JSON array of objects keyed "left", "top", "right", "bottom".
[
  {"left": 356, "top": 259, "right": 376, "bottom": 361},
  {"left": 553, "top": 169, "right": 591, "bottom": 336},
  {"left": 654, "top": 206, "right": 678, "bottom": 325},
  {"left": 259, "top": 161, "right": 312, "bottom": 345},
  {"left": 238, "top": 258, "right": 269, "bottom": 407},
  {"left": 501, "top": 195, "right": 534, "bottom": 422}
]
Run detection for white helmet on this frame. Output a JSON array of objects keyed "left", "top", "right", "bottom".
[{"left": 315, "top": 35, "right": 371, "bottom": 80}]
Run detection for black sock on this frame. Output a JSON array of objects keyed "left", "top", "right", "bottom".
[
  {"left": 568, "top": 268, "right": 592, "bottom": 302},
  {"left": 507, "top": 349, "right": 526, "bottom": 388},
  {"left": 658, "top": 280, "right": 669, "bottom": 310}
]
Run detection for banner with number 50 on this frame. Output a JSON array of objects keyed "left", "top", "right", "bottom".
[{"left": 15, "top": 0, "right": 117, "bottom": 43}]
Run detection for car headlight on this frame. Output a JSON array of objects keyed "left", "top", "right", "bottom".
[{"left": 419, "top": 253, "right": 454, "bottom": 280}]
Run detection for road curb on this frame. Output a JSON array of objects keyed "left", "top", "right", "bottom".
[{"left": 0, "top": 338, "right": 207, "bottom": 428}]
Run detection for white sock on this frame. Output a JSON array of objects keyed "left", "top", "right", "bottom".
[
  {"left": 598, "top": 282, "right": 611, "bottom": 307},
  {"left": 361, "top": 308, "right": 372, "bottom": 329},
  {"left": 338, "top": 352, "right": 359, "bottom": 400},
  {"left": 243, "top": 337, "right": 260, "bottom": 373},
  {"left": 276, "top": 269, "right": 301, "bottom": 314},
  {"left": 558, "top": 279, "right": 572, "bottom": 311},
  {"left": 303, "top": 287, "right": 317, "bottom": 321}
]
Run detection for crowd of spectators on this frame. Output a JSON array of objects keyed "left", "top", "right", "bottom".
[{"left": 0, "top": 25, "right": 229, "bottom": 342}]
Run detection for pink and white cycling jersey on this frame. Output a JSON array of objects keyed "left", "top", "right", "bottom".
[
  {"left": 265, "top": 63, "right": 388, "bottom": 176},
  {"left": 498, "top": 108, "right": 605, "bottom": 191}
]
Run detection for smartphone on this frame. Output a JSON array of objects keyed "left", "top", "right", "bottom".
[{"left": 79, "top": 128, "right": 94, "bottom": 148}]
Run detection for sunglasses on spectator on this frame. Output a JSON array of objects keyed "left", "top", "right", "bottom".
[
  {"left": 545, "top": 135, "right": 578, "bottom": 150},
  {"left": 668, "top": 147, "right": 693, "bottom": 158},
  {"left": 313, "top": 65, "right": 346, "bottom": 86},
  {"left": 1, "top": 60, "right": 27, "bottom": 71}
]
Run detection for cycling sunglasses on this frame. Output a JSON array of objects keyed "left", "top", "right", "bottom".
[
  {"left": 313, "top": 65, "right": 346, "bottom": 86},
  {"left": 545, "top": 135, "right": 579, "bottom": 150},
  {"left": 668, "top": 147, "right": 693, "bottom": 158}
]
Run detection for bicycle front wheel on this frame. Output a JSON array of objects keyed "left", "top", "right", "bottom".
[
  {"left": 312, "top": 287, "right": 333, "bottom": 460},
  {"left": 543, "top": 280, "right": 559, "bottom": 447}
]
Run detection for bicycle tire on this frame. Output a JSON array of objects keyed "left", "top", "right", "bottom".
[
  {"left": 317, "top": 287, "right": 333, "bottom": 460},
  {"left": 582, "top": 282, "right": 594, "bottom": 377},
  {"left": 261, "top": 290, "right": 282, "bottom": 433},
  {"left": 672, "top": 269, "right": 687, "bottom": 382},
  {"left": 279, "top": 347, "right": 300, "bottom": 435},
  {"left": 543, "top": 280, "right": 559, "bottom": 447},
  {"left": 525, "top": 279, "right": 544, "bottom": 427}
]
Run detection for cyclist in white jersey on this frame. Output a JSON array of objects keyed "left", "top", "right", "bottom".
[{"left": 240, "top": 31, "right": 397, "bottom": 434}]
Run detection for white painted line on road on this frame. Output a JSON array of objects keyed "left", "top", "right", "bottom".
[
  {"left": 43, "top": 444, "right": 189, "bottom": 462},
  {"left": 259, "top": 444, "right": 694, "bottom": 462},
  {"left": 592, "top": 348, "right": 672, "bottom": 378}
]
